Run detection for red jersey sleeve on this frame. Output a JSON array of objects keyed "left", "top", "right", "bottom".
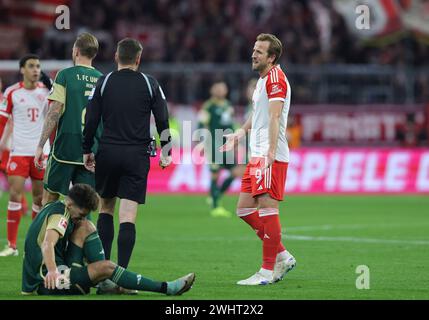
[
  {"left": 266, "top": 67, "right": 287, "bottom": 102},
  {"left": 0, "top": 89, "right": 14, "bottom": 120}
]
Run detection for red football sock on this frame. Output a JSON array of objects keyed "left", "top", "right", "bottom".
[
  {"left": 237, "top": 208, "right": 264, "bottom": 239},
  {"left": 260, "top": 208, "right": 282, "bottom": 271},
  {"left": 32, "top": 204, "right": 41, "bottom": 220},
  {"left": 7, "top": 201, "right": 22, "bottom": 249},
  {"left": 238, "top": 208, "right": 285, "bottom": 253}
]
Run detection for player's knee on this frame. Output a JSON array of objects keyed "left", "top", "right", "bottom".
[
  {"left": 100, "top": 260, "right": 116, "bottom": 277},
  {"left": 76, "top": 219, "right": 97, "bottom": 235},
  {"left": 42, "top": 192, "right": 59, "bottom": 206},
  {"left": 257, "top": 193, "right": 278, "bottom": 209},
  {"left": 71, "top": 220, "right": 97, "bottom": 245},
  {"left": 100, "top": 200, "right": 115, "bottom": 214},
  {"left": 9, "top": 190, "right": 23, "bottom": 202},
  {"left": 32, "top": 195, "right": 43, "bottom": 207},
  {"left": 211, "top": 171, "right": 220, "bottom": 180}
]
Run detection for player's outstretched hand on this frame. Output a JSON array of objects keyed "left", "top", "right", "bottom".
[
  {"left": 219, "top": 133, "right": 238, "bottom": 152},
  {"left": 45, "top": 269, "right": 59, "bottom": 290},
  {"left": 159, "top": 154, "right": 172, "bottom": 169},
  {"left": 83, "top": 153, "right": 96, "bottom": 173},
  {"left": 34, "top": 146, "right": 45, "bottom": 170}
]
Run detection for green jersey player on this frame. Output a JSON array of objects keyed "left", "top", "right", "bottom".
[
  {"left": 34, "top": 33, "right": 103, "bottom": 205},
  {"left": 198, "top": 81, "right": 245, "bottom": 218},
  {"left": 22, "top": 183, "right": 195, "bottom": 296}
]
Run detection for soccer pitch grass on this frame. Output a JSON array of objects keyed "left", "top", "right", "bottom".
[{"left": 0, "top": 193, "right": 428, "bottom": 300}]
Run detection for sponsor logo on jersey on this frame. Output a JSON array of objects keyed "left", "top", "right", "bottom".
[
  {"left": 88, "top": 87, "right": 95, "bottom": 100},
  {"left": 58, "top": 217, "right": 68, "bottom": 231},
  {"left": 270, "top": 84, "right": 283, "bottom": 95},
  {"left": 9, "top": 162, "right": 17, "bottom": 171}
]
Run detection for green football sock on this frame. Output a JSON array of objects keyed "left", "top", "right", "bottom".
[
  {"left": 83, "top": 231, "right": 105, "bottom": 263},
  {"left": 219, "top": 175, "right": 235, "bottom": 195},
  {"left": 210, "top": 179, "right": 219, "bottom": 208},
  {"left": 110, "top": 266, "right": 167, "bottom": 293},
  {"left": 65, "top": 241, "right": 84, "bottom": 267}
]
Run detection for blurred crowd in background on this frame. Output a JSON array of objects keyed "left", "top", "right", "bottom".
[
  {"left": 1, "top": 0, "right": 427, "bottom": 66},
  {"left": 0, "top": 0, "right": 428, "bottom": 147}
]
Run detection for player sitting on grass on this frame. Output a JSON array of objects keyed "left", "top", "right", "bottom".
[{"left": 21, "top": 183, "right": 195, "bottom": 296}]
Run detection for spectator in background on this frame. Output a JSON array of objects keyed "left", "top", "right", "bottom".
[
  {"left": 396, "top": 112, "right": 427, "bottom": 147},
  {"left": 286, "top": 114, "right": 302, "bottom": 149},
  {"left": 426, "top": 104, "right": 429, "bottom": 142}
]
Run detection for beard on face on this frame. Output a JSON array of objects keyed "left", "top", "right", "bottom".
[{"left": 253, "top": 60, "right": 266, "bottom": 72}]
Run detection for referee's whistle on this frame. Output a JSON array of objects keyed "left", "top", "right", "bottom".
[{"left": 148, "top": 136, "right": 157, "bottom": 157}]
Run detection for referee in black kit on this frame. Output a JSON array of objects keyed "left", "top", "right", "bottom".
[{"left": 82, "top": 38, "right": 172, "bottom": 272}]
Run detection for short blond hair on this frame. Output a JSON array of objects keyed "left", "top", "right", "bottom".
[
  {"left": 74, "top": 33, "right": 99, "bottom": 59},
  {"left": 256, "top": 33, "right": 283, "bottom": 65}
]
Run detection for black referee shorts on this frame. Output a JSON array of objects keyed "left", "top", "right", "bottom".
[{"left": 95, "top": 144, "right": 150, "bottom": 204}]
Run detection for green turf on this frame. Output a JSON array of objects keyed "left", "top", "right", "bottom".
[{"left": 0, "top": 193, "right": 428, "bottom": 300}]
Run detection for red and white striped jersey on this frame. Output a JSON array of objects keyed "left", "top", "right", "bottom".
[
  {"left": 0, "top": 82, "right": 50, "bottom": 156},
  {"left": 250, "top": 65, "right": 291, "bottom": 162}
]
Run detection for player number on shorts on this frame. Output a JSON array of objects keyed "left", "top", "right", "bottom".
[{"left": 255, "top": 169, "right": 262, "bottom": 185}]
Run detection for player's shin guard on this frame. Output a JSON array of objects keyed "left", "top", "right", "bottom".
[
  {"left": 237, "top": 208, "right": 286, "bottom": 254},
  {"left": 97, "top": 213, "right": 114, "bottom": 260},
  {"left": 237, "top": 208, "right": 264, "bottom": 239},
  {"left": 219, "top": 176, "right": 235, "bottom": 195},
  {"left": 65, "top": 241, "right": 84, "bottom": 267},
  {"left": 21, "top": 196, "right": 28, "bottom": 217},
  {"left": 7, "top": 201, "right": 22, "bottom": 249},
  {"left": 110, "top": 265, "right": 166, "bottom": 293},
  {"left": 210, "top": 178, "right": 219, "bottom": 208},
  {"left": 32, "top": 204, "right": 41, "bottom": 220},
  {"left": 259, "top": 208, "right": 282, "bottom": 271},
  {"left": 83, "top": 231, "right": 106, "bottom": 262},
  {"left": 117, "top": 223, "right": 136, "bottom": 268}
]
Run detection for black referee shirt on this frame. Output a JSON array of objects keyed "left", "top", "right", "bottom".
[{"left": 83, "top": 68, "right": 171, "bottom": 154}]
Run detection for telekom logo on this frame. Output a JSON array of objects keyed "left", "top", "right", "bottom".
[{"left": 27, "top": 108, "right": 39, "bottom": 122}]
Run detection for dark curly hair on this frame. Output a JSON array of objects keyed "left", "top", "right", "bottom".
[{"left": 68, "top": 184, "right": 99, "bottom": 212}]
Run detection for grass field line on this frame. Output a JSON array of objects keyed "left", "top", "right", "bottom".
[
  {"left": 285, "top": 223, "right": 429, "bottom": 232},
  {"left": 285, "top": 234, "right": 429, "bottom": 245},
  {"left": 286, "top": 224, "right": 365, "bottom": 231}
]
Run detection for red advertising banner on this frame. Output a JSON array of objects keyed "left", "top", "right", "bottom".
[
  {"left": 2, "top": 148, "right": 427, "bottom": 194},
  {"left": 291, "top": 105, "right": 427, "bottom": 145},
  {"left": 146, "top": 147, "right": 429, "bottom": 194}
]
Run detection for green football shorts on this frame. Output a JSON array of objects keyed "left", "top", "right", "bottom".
[{"left": 44, "top": 155, "right": 95, "bottom": 196}]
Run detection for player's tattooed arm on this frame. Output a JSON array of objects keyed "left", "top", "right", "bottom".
[
  {"left": 34, "top": 101, "right": 63, "bottom": 169},
  {"left": 37, "top": 100, "right": 63, "bottom": 148}
]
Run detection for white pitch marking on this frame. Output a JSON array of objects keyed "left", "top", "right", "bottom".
[
  {"left": 284, "top": 234, "right": 429, "bottom": 246},
  {"left": 284, "top": 223, "right": 429, "bottom": 232}
]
